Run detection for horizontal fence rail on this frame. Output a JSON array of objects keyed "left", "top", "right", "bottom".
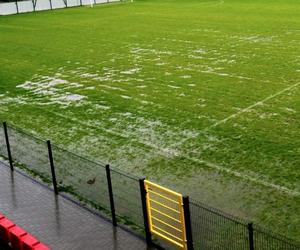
[{"left": 0, "top": 121, "right": 300, "bottom": 250}]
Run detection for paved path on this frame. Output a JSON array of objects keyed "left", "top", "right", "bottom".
[{"left": 0, "top": 162, "right": 154, "bottom": 250}]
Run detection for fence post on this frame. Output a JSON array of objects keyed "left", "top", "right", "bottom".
[
  {"left": 105, "top": 164, "right": 117, "bottom": 226},
  {"left": 248, "top": 222, "right": 254, "bottom": 250},
  {"left": 49, "top": 0, "right": 53, "bottom": 10},
  {"left": 47, "top": 140, "right": 58, "bottom": 195},
  {"left": 15, "top": 0, "right": 19, "bottom": 14},
  {"left": 3, "top": 122, "right": 14, "bottom": 172},
  {"left": 183, "top": 196, "right": 194, "bottom": 250},
  {"left": 139, "top": 178, "right": 152, "bottom": 245}
]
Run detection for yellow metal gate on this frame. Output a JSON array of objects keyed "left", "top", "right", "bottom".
[{"left": 144, "top": 180, "right": 187, "bottom": 249}]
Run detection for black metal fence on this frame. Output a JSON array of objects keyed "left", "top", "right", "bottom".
[{"left": 0, "top": 121, "right": 299, "bottom": 250}]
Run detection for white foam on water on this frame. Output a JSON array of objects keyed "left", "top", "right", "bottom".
[
  {"left": 121, "top": 95, "right": 132, "bottom": 99},
  {"left": 85, "top": 86, "right": 96, "bottom": 90},
  {"left": 258, "top": 112, "right": 278, "bottom": 119},
  {"left": 156, "top": 37, "right": 194, "bottom": 44},
  {"left": 188, "top": 55, "right": 204, "bottom": 59},
  {"left": 283, "top": 107, "right": 297, "bottom": 114},
  {"left": 0, "top": 96, "right": 29, "bottom": 105},
  {"left": 56, "top": 94, "right": 86, "bottom": 102},
  {"left": 80, "top": 73, "right": 99, "bottom": 78},
  {"left": 121, "top": 68, "right": 141, "bottom": 75},
  {"left": 131, "top": 47, "right": 174, "bottom": 56},
  {"left": 122, "top": 112, "right": 133, "bottom": 117},
  {"left": 180, "top": 75, "right": 191, "bottom": 79},
  {"left": 16, "top": 76, "right": 87, "bottom": 107},
  {"left": 167, "top": 85, "right": 181, "bottom": 89},
  {"left": 99, "top": 84, "right": 126, "bottom": 92},
  {"left": 235, "top": 35, "right": 277, "bottom": 43},
  {"left": 193, "top": 49, "right": 207, "bottom": 54},
  {"left": 192, "top": 28, "right": 221, "bottom": 33},
  {"left": 68, "top": 82, "right": 84, "bottom": 88},
  {"left": 156, "top": 62, "right": 167, "bottom": 66},
  {"left": 95, "top": 104, "right": 110, "bottom": 110}
]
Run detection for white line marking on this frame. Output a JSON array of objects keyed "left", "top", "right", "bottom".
[
  {"left": 171, "top": 81, "right": 300, "bottom": 148},
  {"left": 208, "top": 81, "right": 300, "bottom": 130}
]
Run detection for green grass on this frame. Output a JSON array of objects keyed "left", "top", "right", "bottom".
[{"left": 0, "top": 0, "right": 299, "bottom": 240}]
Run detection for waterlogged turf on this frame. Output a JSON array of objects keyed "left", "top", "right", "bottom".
[{"left": 0, "top": 0, "right": 299, "bottom": 240}]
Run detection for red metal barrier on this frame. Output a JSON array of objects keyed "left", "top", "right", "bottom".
[
  {"left": 0, "top": 213, "right": 50, "bottom": 250},
  {"left": 0, "top": 218, "right": 15, "bottom": 242},
  {"left": 33, "top": 243, "right": 50, "bottom": 250},
  {"left": 10, "top": 225, "right": 27, "bottom": 249},
  {"left": 22, "top": 234, "right": 40, "bottom": 250}
]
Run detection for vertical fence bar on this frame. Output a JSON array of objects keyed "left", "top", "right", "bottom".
[
  {"left": 248, "top": 222, "right": 254, "bottom": 250},
  {"left": 32, "top": 0, "right": 35, "bottom": 11},
  {"left": 139, "top": 178, "right": 152, "bottom": 245},
  {"left": 183, "top": 196, "right": 194, "bottom": 250},
  {"left": 3, "top": 122, "right": 14, "bottom": 172},
  {"left": 106, "top": 164, "right": 117, "bottom": 226},
  {"left": 47, "top": 140, "right": 58, "bottom": 195},
  {"left": 49, "top": 0, "right": 53, "bottom": 10},
  {"left": 15, "top": 0, "right": 19, "bottom": 14}
]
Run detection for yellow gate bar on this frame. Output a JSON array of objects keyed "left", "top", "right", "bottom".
[{"left": 144, "top": 180, "right": 187, "bottom": 250}]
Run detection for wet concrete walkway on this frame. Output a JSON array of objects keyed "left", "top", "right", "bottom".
[{"left": 0, "top": 162, "right": 153, "bottom": 250}]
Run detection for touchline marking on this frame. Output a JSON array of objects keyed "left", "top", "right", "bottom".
[
  {"left": 172, "top": 81, "right": 300, "bottom": 148},
  {"left": 207, "top": 81, "right": 300, "bottom": 130}
]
